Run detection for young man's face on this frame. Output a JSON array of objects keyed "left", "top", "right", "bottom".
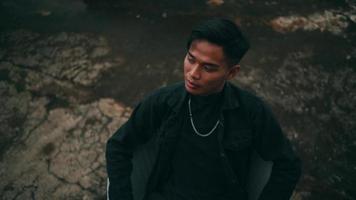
[{"left": 184, "top": 40, "right": 239, "bottom": 96}]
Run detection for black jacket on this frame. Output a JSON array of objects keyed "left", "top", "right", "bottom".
[{"left": 106, "top": 82, "right": 301, "bottom": 200}]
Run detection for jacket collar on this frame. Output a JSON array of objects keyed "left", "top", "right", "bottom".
[{"left": 167, "top": 81, "right": 240, "bottom": 113}]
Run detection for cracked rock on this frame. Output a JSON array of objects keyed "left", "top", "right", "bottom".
[
  {"left": 0, "top": 29, "right": 129, "bottom": 199},
  {"left": 1, "top": 30, "right": 120, "bottom": 87},
  {"left": 235, "top": 49, "right": 356, "bottom": 200},
  {"left": 0, "top": 97, "right": 130, "bottom": 199},
  {"left": 270, "top": 9, "right": 353, "bottom": 35}
]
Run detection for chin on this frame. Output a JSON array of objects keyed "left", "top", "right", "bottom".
[{"left": 185, "top": 85, "right": 201, "bottom": 95}]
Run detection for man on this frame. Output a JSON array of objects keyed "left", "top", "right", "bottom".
[{"left": 106, "top": 18, "right": 301, "bottom": 200}]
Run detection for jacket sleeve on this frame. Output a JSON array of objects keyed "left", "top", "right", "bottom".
[
  {"left": 252, "top": 100, "right": 302, "bottom": 200},
  {"left": 106, "top": 94, "right": 164, "bottom": 200}
]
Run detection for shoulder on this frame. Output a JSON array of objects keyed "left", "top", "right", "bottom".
[
  {"left": 226, "top": 82, "right": 270, "bottom": 118},
  {"left": 227, "top": 82, "right": 265, "bottom": 108},
  {"left": 227, "top": 83, "right": 281, "bottom": 136}
]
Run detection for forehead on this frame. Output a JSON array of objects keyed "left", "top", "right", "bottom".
[{"left": 189, "top": 40, "right": 228, "bottom": 66}]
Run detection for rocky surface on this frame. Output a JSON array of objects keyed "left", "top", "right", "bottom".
[
  {"left": 0, "top": 0, "right": 355, "bottom": 200},
  {"left": 270, "top": 9, "right": 355, "bottom": 35},
  {"left": 0, "top": 30, "right": 129, "bottom": 199},
  {"left": 236, "top": 50, "right": 356, "bottom": 200},
  {"left": 237, "top": 4, "right": 356, "bottom": 199},
  {"left": 1, "top": 30, "right": 118, "bottom": 86},
  {"left": 0, "top": 97, "right": 130, "bottom": 199}
]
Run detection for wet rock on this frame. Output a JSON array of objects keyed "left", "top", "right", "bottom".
[
  {"left": 0, "top": 96, "right": 130, "bottom": 199},
  {"left": 270, "top": 10, "right": 352, "bottom": 35},
  {"left": 1, "top": 2, "right": 355, "bottom": 198},
  {"left": 0, "top": 29, "right": 130, "bottom": 199},
  {"left": 0, "top": 28, "right": 123, "bottom": 107},
  {"left": 0, "top": 81, "right": 31, "bottom": 159},
  {"left": 2, "top": 30, "right": 119, "bottom": 87},
  {"left": 91, "top": 47, "right": 110, "bottom": 58},
  {"left": 235, "top": 49, "right": 356, "bottom": 200}
]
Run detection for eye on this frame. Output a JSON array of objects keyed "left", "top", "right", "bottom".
[
  {"left": 203, "top": 65, "right": 217, "bottom": 72},
  {"left": 187, "top": 55, "right": 195, "bottom": 64}
]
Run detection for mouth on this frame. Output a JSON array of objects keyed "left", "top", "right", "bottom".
[{"left": 186, "top": 79, "right": 200, "bottom": 89}]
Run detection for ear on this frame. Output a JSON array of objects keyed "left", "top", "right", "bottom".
[{"left": 227, "top": 65, "right": 240, "bottom": 80}]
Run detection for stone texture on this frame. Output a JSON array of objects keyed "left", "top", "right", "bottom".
[
  {"left": 270, "top": 9, "right": 354, "bottom": 35},
  {"left": 0, "top": 87, "right": 130, "bottom": 199},
  {"left": 0, "top": 30, "right": 129, "bottom": 199},
  {"left": 235, "top": 49, "right": 356, "bottom": 200},
  {"left": 1, "top": 30, "right": 117, "bottom": 87},
  {"left": 0, "top": 1, "right": 355, "bottom": 199}
]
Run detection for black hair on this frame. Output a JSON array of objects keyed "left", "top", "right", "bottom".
[{"left": 187, "top": 18, "right": 250, "bottom": 66}]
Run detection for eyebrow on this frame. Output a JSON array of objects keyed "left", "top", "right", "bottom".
[{"left": 187, "top": 51, "right": 220, "bottom": 68}]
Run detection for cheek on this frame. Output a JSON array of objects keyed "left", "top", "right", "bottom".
[{"left": 183, "top": 60, "right": 191, "bottom": 73}]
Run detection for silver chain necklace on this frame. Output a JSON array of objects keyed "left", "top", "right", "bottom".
[{"left": 188, "top": 97, "right": 220, "bottom": 137}]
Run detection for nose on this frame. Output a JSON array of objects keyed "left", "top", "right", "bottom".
[{"left": 190, "top": 65, "right": 201, "bottom": 80}]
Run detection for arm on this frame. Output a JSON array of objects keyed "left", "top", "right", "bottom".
[
  {"left": 106, "top": 94, "right": 165, "bottom": 200},
  {"left": 252, "top": 101, "right": 302, "bottom": 200}
]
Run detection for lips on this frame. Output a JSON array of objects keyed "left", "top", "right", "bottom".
[{"left": 186, "top": 79, "right": 200, "bottom": 89}]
